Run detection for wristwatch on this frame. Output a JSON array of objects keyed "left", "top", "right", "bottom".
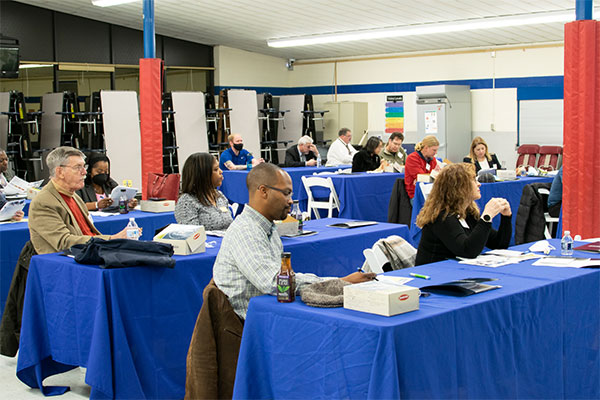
[{"left": 482, "top": 214, "right": 491, "bottom": 222}]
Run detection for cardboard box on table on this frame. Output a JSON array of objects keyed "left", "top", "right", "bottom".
[
  {"left": 154, "top": 224, "right": 206, "bottom": 255},
  {"left": 344, "top": 282, "right": 420, "bottom": 317},
  {"left": 141, "top": 200, "right": 176, "bottom": 213}
]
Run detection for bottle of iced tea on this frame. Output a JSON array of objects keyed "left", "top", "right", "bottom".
[{"left": 277, "top": 252, "right": 296, "bottom": 303}]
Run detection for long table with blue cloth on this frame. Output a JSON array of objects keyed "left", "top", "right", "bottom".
[
  {"left": 16, "top": 218, "right": 409, "bottom": 399},
  {"left": 409, "top": 176, "right": 554, "bottom": 247},
  {"left": 297, "top": 171, "right": 404, "bottom": 221},
  {"left": 234, "top": 238, "right": 599, "bottom": 399},
  {"left": 219, "top": 165, "right": 346, "bottom": 204},
  {"left": 0, "top": 210, "right": 176, "bottom": 318}
]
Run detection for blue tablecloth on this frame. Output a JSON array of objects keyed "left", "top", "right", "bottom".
[
  {"left": 16, "top": 218, "right": 409, "bottom": 399},
  {"left": 297, "top": 172, "right": 404, "bottom": 222},
  {"left": 220, "top": 165, "right": 345, "bottom": 204},
  {"left": 409, "top": 176, "right": 554, "bottom": 247},
  {"left": 234, "top": 238, "right": 600, "bottom": 399},
  {"left": 0, "top": 210, "right": 176, "bottom": 318}
]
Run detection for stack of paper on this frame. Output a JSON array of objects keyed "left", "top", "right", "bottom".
[{"left": 4, "top": 177, "right": 43, "bottom": 197}]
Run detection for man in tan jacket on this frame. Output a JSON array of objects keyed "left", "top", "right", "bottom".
[{"left": 28, "top": 146, "right": 128, "bottom": 254}]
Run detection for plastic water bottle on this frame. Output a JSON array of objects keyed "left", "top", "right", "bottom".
[
  {"left": 126, "top": 217, "right": 140, "bottom": 240},
  {"left": 291, "top": 200, "right": 303, "bottom": 234},
  {"left": 118, "top": 189, "right": 128, "bottom": 214},
  {"left": 561, "top": 230, "right": 573, "bottom": 256},
  {"left": 246, "top": 160, "right": 252, "bottom": 170},
  {"left": 316, "top": 154, "right": 322, "bottom": 168}
]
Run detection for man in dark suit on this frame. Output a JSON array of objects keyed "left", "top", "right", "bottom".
[{"left": 285, "top": 135, "right": 320, "bottom": 167}]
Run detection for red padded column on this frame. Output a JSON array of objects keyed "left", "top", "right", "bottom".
[
  {"left": 139, "top": 58, "right": 163, "bottom": 200},
  {"left": 563, "top": 20, "right": 600, "bottom": 239}
]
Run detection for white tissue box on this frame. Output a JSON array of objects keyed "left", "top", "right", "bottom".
[
  {"left": 344, "top": 283, "right": 420, "bottom": 317},
  {"left": 497, "top": 169, "right": 517, "bottom": 180},
  {"left": 154, "top": 224, "right": 206, "bottom": 255},
  {"left": 141, "top": 200, "right": 175, "bottom": 213}
]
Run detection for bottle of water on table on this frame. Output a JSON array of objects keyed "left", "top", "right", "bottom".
[
  {"left": 126, "top": 217, "right": 140, "bottom": 240},
  {"left": 561, "top": 230, "right": 573, "bottom": 256}
]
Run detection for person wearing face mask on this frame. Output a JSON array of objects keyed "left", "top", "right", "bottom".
[
  {"left": 219, "top": 134, "right": 264, "bottom": 170},
  {"left": 76, "top": 153, "right": 137, "bottom": 211},
  {"left": 404, "top": 135, "right": 442, "bottom": 200}
]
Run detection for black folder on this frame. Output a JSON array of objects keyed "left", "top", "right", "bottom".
[{"left": 420, "top": 278, "right": 501, "bottom": 297}]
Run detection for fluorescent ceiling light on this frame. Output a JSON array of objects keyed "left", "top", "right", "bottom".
[
  {"left": 91, "top": 0, "right": 139, "bottom": 7},
  {"left": 268, "top": 9, "right": 598, "bottom": 48},
  {"left": 19, "top": 64, "right": 53, "bottom": 69}
]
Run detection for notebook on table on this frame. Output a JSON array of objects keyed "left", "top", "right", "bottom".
[
  {"left": 328, "top": 221, "right": 378, "bottom": 229},
  {"left": 574, "top": 241, "right": 600, "bottom": 253}
]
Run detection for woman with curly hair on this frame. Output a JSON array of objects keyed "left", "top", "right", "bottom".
[
  {"left": 415, "top": 163, "right": 512, "bottom": 266},
  {"left": 463, "top": 136, "right": 502, "bottom": 172}
]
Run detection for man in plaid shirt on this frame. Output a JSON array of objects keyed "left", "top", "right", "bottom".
[{"left": 213, "top": 163, "right": 375, "bottom": 319}]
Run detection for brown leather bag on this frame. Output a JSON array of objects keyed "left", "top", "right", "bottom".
[{"left": 147, "top": 173, "right": 180, "bottom": 200}]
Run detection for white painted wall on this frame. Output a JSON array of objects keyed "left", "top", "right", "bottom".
[
  {"left": 215, "top": 45, "right": 564, "bottom": 169},
  {"left": 214, "top": 45, "right": 291, "bottom": 87}
]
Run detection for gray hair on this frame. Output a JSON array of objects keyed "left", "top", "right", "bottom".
[
  {"left": 298, "top": 135, "right": 313, "bottom": 146},
  {"left": 338, "top": 127, "right": 351, "bottom": 137},
  {"left": 46, "top": 146, "right": 85, "bottom": 177}
]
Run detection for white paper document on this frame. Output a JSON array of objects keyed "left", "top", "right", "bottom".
[
  {"left": 0, "top": 199, "right": 26, "bottom": 221},
  {"left": 110, "top": 186, "right": 138, "bottom": 201},
  {"left": 4, "top": 176, "right": 43, "bottom": 196},
  {"left": 376, "top": 276, "right": 413, "bottom": 286},
  {"left": 532, "top": 257, "right": 599, "bottom": 268}
]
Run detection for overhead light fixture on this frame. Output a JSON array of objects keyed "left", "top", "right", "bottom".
[
  {"left": 59, "top": 63, "right": 115, "bottom": 72},
  {"left": 19, "top": 64, "right": 53, "bottom": 69},
  {"left": 268, "top": 8, "right": 598, "bottom": 48},
  {"left": 91, "top": 0, "right": 139, "bottom": 7}
]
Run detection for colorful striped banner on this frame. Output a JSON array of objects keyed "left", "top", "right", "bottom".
[{"left": 385, "top": 100, "right": 404, "bottom": 133}]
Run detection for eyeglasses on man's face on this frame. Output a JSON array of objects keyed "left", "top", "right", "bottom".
[
  {"left": 264, "top": 185, "right": 293, "bottom": 198},
  {"left": 60, "top": 164, "right": 88, "bottom": 173}
]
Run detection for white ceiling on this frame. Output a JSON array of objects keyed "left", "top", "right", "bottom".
[{"left": 14, "top": 0, "right": 584, "bottom": 60}]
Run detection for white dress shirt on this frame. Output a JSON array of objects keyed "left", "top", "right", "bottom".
[{"left": 326, "top": 138, "right": 357, "bottom": 166}]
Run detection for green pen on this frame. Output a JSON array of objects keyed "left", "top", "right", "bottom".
[{"left": 409, "top": 273, "right": 431, "bottom": 280}]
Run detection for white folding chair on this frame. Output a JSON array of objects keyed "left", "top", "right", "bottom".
[
  {"left": 362, "top": 246, "right": 389, "bottom": 274},
  {"left": 301, "top": 175, "right": 340, "bottom": 219},
  {"left": 229, "top": 202, "right": 240, "bottom": 217},
  {"left": 537, "top": 187, "right": 559, "bottom": 239}
]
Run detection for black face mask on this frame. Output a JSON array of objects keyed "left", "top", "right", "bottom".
[
  {"left": 233, "top": 143, "right": 244, "bottom": 151},
  {"left": 92, "top": 173, "right": 109, "bottom": 186}
]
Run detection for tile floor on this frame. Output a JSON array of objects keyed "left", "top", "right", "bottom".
[{"left": 0, "top": 354, "right": 89, "bottom": 399}]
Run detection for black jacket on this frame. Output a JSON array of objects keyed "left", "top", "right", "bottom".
[
  {"left": 463, "top": 154, "right": 502, "bottom": 172},
  {"left": 514, "top": 182, "right": 551, "bottom": 245},
  {"left": 388, "top": 178, "right": 412, "bottom": 226},
  {"left": 416, "top": 213, "right": 512, "bottom": 266},
  {"left": 284, "top": 145, "right": 317, "bottom": 167},
  {"left": 352, "top": 149, "right": 380, "bottom": 172},
  {"left": 76, "top": 178, "right": 119, "bottom": 203}
]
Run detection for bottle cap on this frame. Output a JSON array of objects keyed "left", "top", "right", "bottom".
[
  {"left": 564, "top": 230, "right": 570, "bottom": 235},
  {"left": 281, "top": 252, "right": 291, "bottom": 258}
]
